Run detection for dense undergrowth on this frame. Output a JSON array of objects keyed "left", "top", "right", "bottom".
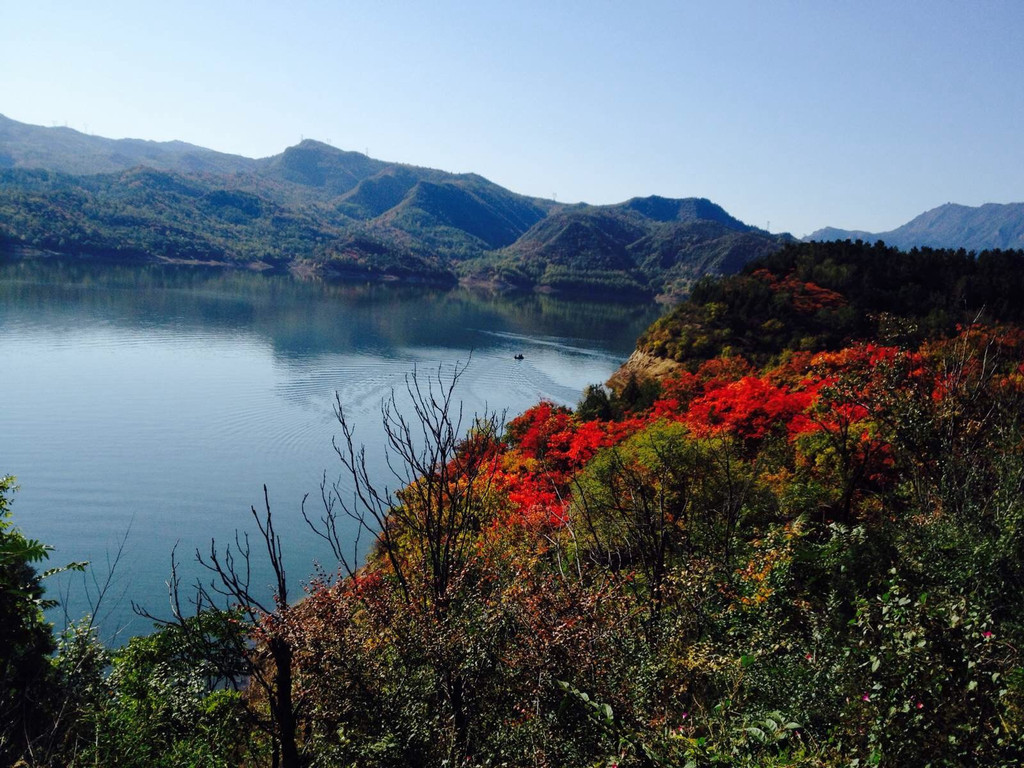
[{"left": 4, "top": 241, "right": 1024, "bottom": 766}]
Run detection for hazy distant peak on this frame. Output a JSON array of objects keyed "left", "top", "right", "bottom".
[
  {"left": 292, "top": 138, "right": 334, "bottom": 150},
  {"left": 806, "top": 201, "right": 1024, "bottom": 251},
  {"left": 287, "top": 138, "right": 373, "bottom": 159},
  {"left": 0, "top": 113, "right": 255, "bottom": 175},
  {"left": 805, "top": 226, "right": 875, "bottom": 242}
]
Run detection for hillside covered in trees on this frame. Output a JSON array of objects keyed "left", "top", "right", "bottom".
[
  {"left": 0, "top": 114, "right": 785, "bottom": 299},
  {"left": 5, "top": 240, "right": 1024, "bottom": 766},
  {"left": 623, "top": 239, "right": 1024, "bottom": 379}
]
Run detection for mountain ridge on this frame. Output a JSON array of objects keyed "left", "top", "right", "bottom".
[
  {"left": 806, "top": 201, "right": 1024, "bottom": 251},
  {"left": 0, "top": 114, "right": 788, "bottom": 299}
]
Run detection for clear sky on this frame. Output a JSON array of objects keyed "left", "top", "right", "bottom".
[{"left": 2, "top": 0, "right": 1022, "bottom": 236}]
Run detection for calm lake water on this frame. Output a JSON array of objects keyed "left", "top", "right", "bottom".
[{"left": 0, "top": 257, "right": 661, "bottom": 642}]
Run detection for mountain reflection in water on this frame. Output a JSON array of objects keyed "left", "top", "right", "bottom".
[{"left": 0, "top": 257, "right": 660, "bottom": 642}]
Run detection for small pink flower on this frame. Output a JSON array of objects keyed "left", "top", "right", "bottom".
[
  {"left": 916, "top": 701, "right": 924, "bottom": 709},
  {"left": 982, "top": 631, "right": 994, "bottom": 639},
  {"left": 861, "top": 693, "right": 870, "bottom": 702},
  {"left": 680, "top": 712, "right": 688, "bottom": 719},
  {"left": 805, "top": 653, "right": 813, "bottom": 661}
]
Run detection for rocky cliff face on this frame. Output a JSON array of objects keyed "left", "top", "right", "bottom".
[{"left": 606, "top": 348, "right": 682, "bottom": 390}]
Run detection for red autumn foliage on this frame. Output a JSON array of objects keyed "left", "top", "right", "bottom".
[
  {"left": 505, "top": 402, "right": 573, "bottom": 464},
  {"left": 753, "top": 268, "right": 847, "bottom": 314},
  {"left": 694, "top": 356, "right": 754, "bottom": 388},
  {"left": 685, "top": 376, "right": 817, "bottom": 440},
  {"left": 482, "top": 326, "right": 1024, "bottom": 533}
]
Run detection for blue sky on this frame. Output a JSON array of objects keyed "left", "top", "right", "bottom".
[{"left": 2, "top": 0, "right": 1022, "bottom": 236}]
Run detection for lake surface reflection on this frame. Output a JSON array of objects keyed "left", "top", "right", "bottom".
[{"left": 0, "top": 257, "right": 661, "bottom": 641}]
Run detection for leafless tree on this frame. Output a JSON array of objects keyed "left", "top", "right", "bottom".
[
  {"left": 136, "top": 486, "right": 303, "bottom": 768},
  {"left": 308, "top": 361, "right": 502, "bottom": 612},
  {"left": 306, "top": 361, "right": 503, "bottom": 754},
  {"left": 131, "top": 362, "right": 500, "bottom": 764}
]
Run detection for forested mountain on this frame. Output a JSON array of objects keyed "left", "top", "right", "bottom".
[
  {"left": 0, "top": 114, "right": 785, "bottom": 298},
  {"left": 0, "top": 113, "right": 255, "bottom": 175},
  {"left": 480, "top": 198, "right": 786, "bottom": 297},
  {"left": 806, "top": 201, "right": 1024, "bottom": 251}
]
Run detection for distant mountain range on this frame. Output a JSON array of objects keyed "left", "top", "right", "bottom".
[
  {"left": 806, "top": 202, "right": 1024, "bottom": 251},
  {"left": 0, "top": 114, "right": 788, "bottom": 300}
]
